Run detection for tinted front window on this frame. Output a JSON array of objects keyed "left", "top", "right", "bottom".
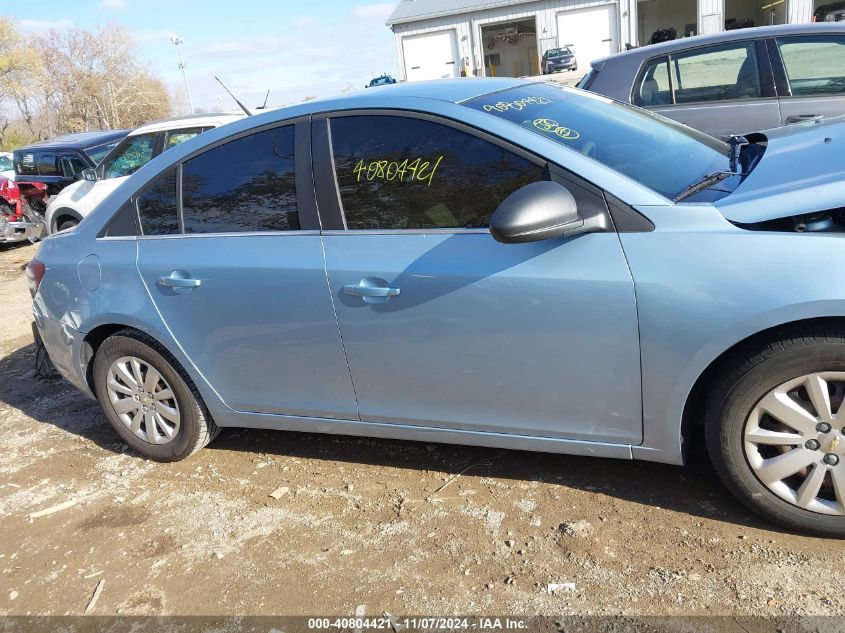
[
  {"left": 137, "top": 169, "right": 178, "bottom": 235},
  {"left": 60, "top": 155, "right": 86, "bottom": 178},
  {"left": 181, "top": 125, "right": 298, "bottom": 233},
  {"left": 330, "top": 116, "right": 547, "bottom": 230},
  {"left": 102, "top": 134, "right": 157, "bottom": 179},
  {"left": 777, "top": 35, "right": 845, "bottom": 96},
  {"left": 671, "top": 42, "right": 761, "bottom": 103},
  {"left": 0, "top": 156, "right": 12, "bottom": 171},
  {"left": 465, "top": 84, "right": 732, "bottom": 201}
]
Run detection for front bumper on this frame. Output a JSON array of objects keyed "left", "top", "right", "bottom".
[
  {"left": 548, "top": 59, "right": 577, "bottom": 71},
  {"left": 1, "top": 217, "right": 44, "bottom": 243}
]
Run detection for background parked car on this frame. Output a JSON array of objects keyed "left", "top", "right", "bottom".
[
  {"left": 13, "top": 129, "right": 129, "bottom": 197},
  {"left": 0, "top": 174, "right": 47, "bottom": 244},
  {"left": 366, "top": 74, "right": 398, "bottom": 88},
  {"left": 541, "top": 47, "right": 578, "bottom": 74},
  {"left": 580, "top": 23, "right": 845, "bottom": 139},
  {"left": 46, "top": 113, "right": 244, "bottom": 233},
  {"left": 0, "top": 152, "right": 14, "bottom": 180},
  {"left": 815, "top": 1, "right": 845, "bottom": 21}
]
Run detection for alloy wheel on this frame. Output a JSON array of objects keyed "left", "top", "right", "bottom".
[
  {"left": 744, "top": 372, "right": 845, "bottom": 515},
  {"left": 106, "top": 355, "right": 181, "bottom": 445}
]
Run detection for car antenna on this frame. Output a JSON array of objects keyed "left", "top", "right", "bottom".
[
  {"left": 214, "top": 76, "right": 252, "bottom": 116},
  {"left": 257, "top": 90, "right": 270, "bottom": 110}
]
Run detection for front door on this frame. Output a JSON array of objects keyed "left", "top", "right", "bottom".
[
  {"left": 135, "top": 122, "right": 357, "bottom": 420},
  {"left": 317, "top": 114, "right": 642, "bottom": 444}
]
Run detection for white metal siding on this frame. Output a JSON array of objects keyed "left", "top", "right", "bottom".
[{"left": 393, "top": 0, "right": 629, "bottom": 79}]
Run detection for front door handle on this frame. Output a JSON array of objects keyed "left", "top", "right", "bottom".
[
  {"left": 343, "top": 278, "right": 400, "bottom": 304},
  {"left": 157, "top": 271, "right": 201, "bottom": 292},
  {"left": 344, "top": 284, "right": 400, "bottom": 298},
  {"left": 786, "top": 114, "right": 825, "bottom": 123}
]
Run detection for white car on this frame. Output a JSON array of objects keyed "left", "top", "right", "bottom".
[
  {"left": 46, "top": 113, "right": 244, "bottom": 233},
  {"left": 0, "top": 151, "right": 14, "bottom": 180}
]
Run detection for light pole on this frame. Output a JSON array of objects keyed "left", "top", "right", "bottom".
[{"left": 170, "top": 35, "right": 194, "bottom": 114}]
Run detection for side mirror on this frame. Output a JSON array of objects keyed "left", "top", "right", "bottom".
[
  {"left": 490, "top": 181, "right": 583, "bottom": 244},
  {"left": 81, "top": 168, "right": 97, "bottom": 182}
]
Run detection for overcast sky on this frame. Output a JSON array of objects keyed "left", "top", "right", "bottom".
[{"left": 12, "top": 0, "right": 398, "bottom": 113}]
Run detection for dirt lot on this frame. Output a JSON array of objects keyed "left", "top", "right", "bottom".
[{"left": 1, "top": 241, "right": 845, "bottom": 620}]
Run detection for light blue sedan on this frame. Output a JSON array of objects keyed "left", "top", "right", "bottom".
[{"left": 28, "top": 78, "right": 845, "bottom": 536}]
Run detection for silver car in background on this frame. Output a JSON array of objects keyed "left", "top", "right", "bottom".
[{"left": 580, "top": 23, "right": 845, "bottom": 138}]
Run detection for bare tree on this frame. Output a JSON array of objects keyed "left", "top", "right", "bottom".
[
  {"left": 37, "top": 24, "right": 171, "bottom": 133},
  {"left": 0, "top": 18, "right": 172, "bottom": 148}
]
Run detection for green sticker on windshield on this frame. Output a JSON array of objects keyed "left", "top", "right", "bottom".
[{"left": 532, "top": 118, "right": 579, "bottom": 141}]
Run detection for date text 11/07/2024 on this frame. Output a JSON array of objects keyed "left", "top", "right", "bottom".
[{"left": 306, "top": 616, "right": 530, "bottom": 630}]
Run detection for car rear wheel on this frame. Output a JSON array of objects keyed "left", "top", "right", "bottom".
[
  {"left": 93, "top": 329, "right": 218, "bottom": 461},
  {"left": 706, "top": 327, "right": 845, "bottom": 536}
]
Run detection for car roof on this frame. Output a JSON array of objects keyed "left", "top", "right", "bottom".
[
  {"left": 308, "top": 77, "right": 526, "bottom": 106},
  {"left": 15, "top": 129, "right": 130, "bottom": 152},
  {"left": 592, "top": 22, "right": 845, "bottom": 66},
  {"left": 128, "top": 112, "right": 246, "bottom": 135}
]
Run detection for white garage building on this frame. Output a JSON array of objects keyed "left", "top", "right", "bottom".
[{"left": 386, "top": 0, "right": 824, "bottom": 81}]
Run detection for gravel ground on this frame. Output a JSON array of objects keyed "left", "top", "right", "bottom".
[{"left": 1, "top": 240, "right": 845, "bottom": 620}]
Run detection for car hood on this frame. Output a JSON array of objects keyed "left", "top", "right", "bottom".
[
  {"left": 714, "top": 118, "right": 845, "bottom": 224},
  {"left": 50, "top": 176, "right": 126, "bottom": 210}
]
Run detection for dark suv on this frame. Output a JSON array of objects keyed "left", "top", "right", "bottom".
[{"left": 13, "top": 129, "right": 129, "bottom": 196}]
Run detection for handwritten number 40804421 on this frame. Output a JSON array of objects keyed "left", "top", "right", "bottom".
[{"left": 353, "top": 156, "right": 444, "bottom": 187}]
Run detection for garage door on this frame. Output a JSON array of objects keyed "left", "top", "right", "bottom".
[
  {"left": 402, "top": 30, "right": 459, "bottom": 82},
  {"left": 557, "top": 4, "right": 618, "bottom": 71}
]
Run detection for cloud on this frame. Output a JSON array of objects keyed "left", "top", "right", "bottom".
[
  {"left": 18, "top": 18, "right": 75, "bottom": 33},
  {"left": 99, "top": 0, "right": 128, "bottom": 9}
]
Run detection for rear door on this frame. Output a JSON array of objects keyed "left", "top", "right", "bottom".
[
  {"left": 634, "top": 39, "right": 781, "bottom": 138},
  {"left": 770, "top": 34, "right": 845, "bottom": 126},
  {"left": 135, "top": 120, "right": 358, "bottom": 420},
  {"left": 314, "top": 113, "right": 642, "bottom": 444}
]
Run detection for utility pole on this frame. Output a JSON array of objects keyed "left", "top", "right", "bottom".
[{"left": 170, "top": 35, "right": 194, "bottom": 114}]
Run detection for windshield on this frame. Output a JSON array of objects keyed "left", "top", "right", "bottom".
[
  {"left": 0, "top": 155, "right": 12, "bottom": 171},
  {"left": 464, "top": 84, "right": 736, "bottom": 202},
  {"left": 99, "top": 133, "right": 156, "bottom": 179},
  {"left": 85, "top": 141, "right": 120, "bottom": 164},
  {"left": 546, "top": 48, "right": 571, "bottom": 57}
]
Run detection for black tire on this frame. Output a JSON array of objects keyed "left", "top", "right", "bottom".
[
  {"left": 705, "top": 325, "right": 845, "bottom": 537},
  {"left": 93, "top": 329, "right": 217, "bottom": 461},
  {"left": 57, "top": 218, "right": 78, "bottom": 232}
]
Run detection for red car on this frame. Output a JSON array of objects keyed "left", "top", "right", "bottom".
[{"left": 0, "top": 174, "right": 48, "bottom": 244}]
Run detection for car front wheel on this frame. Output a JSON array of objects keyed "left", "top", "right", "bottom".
[
  {"left": 706, "top": 327, "right": 845, "bottom": 536},
  {"left": 93, "top": 329, "right": 218, "bottom": 461}
]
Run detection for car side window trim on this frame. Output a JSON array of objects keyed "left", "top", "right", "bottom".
[
  {"left": 767, "top": 37, "right": 792, "bottom": 97},
  {"left": 314, "top": 109, "right": 551, "bottom": 233}
]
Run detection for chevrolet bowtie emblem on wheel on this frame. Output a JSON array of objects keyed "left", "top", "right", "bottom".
[{"left": 829, "top": 436, "right": 841, "bottom": 453}]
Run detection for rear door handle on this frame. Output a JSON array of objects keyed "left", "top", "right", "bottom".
[
  {"left": 157, "top": 271, "right": 201, "bottom": 291},
  {"left": 786, "top": 114, "right": 825, "bottom": 123}
]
